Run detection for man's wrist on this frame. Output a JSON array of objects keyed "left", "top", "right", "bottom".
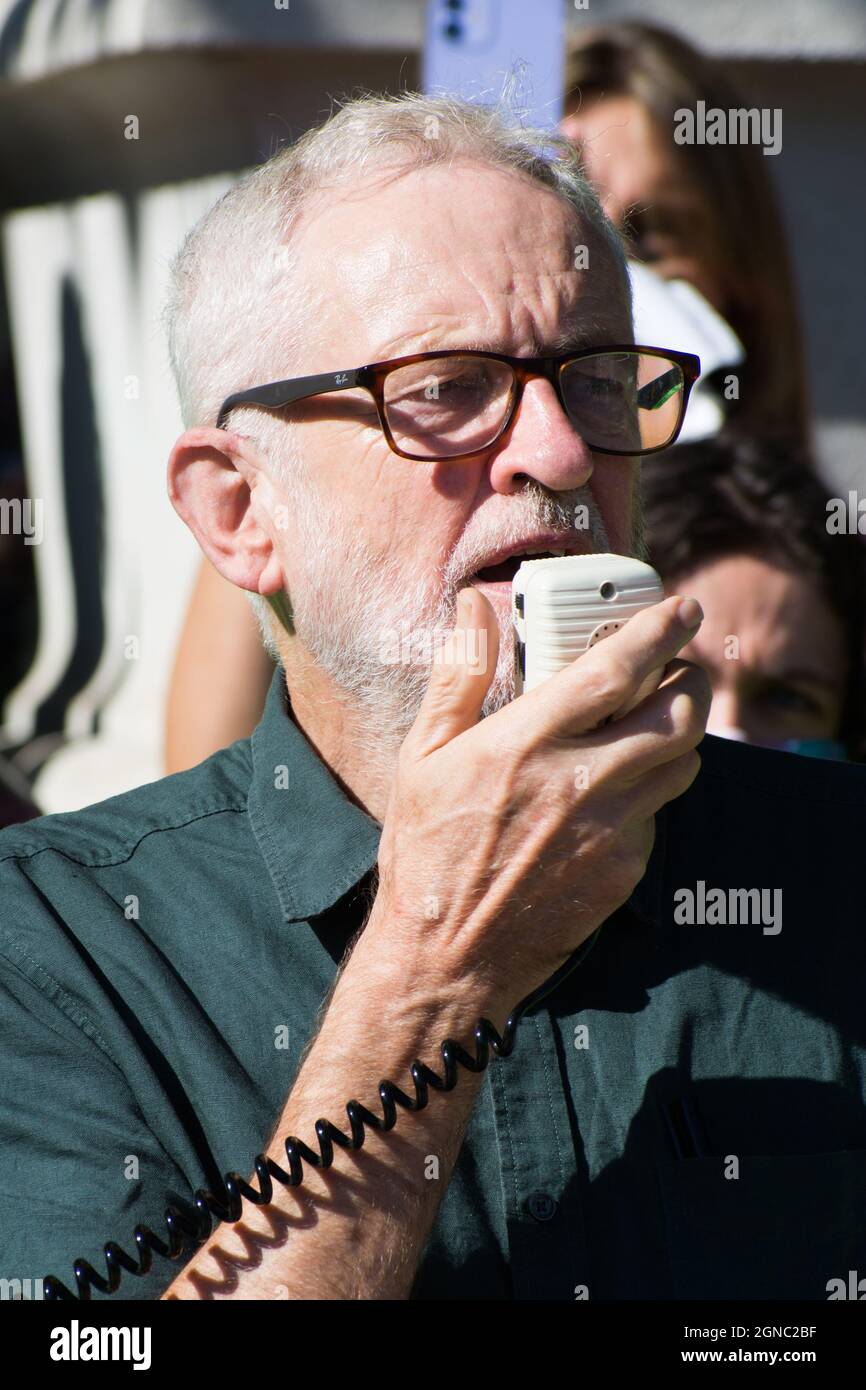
[{"left": 340, "top": 897, "right": 495, "bottom": 1060}]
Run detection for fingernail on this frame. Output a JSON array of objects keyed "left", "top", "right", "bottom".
[{"left": 676, "top": 597, "right": 703, "bottom": 629}]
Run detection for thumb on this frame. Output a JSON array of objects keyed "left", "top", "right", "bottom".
[{"left": 405, "top": 587, "right": 501, "bottom": 758}]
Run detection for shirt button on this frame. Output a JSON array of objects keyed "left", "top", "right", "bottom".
[{"left": 526, "top": 1191, "right": 557, "bottom": 1222}]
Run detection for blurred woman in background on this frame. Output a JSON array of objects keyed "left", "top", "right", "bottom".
[
  {"left": 561, "top": 21, "right": 810, "bottom": 442},
  {"left": 642, "top": 436, "right": 865, "bottom": 761}
]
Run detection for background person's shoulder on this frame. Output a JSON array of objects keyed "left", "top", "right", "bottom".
[
  {"left": 696, "top": 732, "right": 866, "bottom": 809},
  {"left": 666, "top": 733, "right": 865, "bottom": 893}
]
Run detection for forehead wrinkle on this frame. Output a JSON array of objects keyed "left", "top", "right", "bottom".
[
  {"left": 332, "top": 236, "right": 629, "bottom": 365},
  {"left": 372, "top": 325, "right": 616, "bottom": 362},
  {"left": 373, "top": 276, "right": 627, "bottom": 360},
  {"left": 412, "top": 312, "right": 627, "bottom": 355},
  {"left": 306, "top": 170, "right": 629, "bottom": 362}
]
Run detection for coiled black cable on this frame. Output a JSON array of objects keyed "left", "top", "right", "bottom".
[{"left": 42, "top": 944, "right": 589, "bottom": 1300}]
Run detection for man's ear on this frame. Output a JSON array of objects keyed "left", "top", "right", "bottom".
[{"left": 167, "top": 426, "right": 285, "bottom": 596}]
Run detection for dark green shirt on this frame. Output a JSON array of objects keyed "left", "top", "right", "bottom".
[{"left": 2, "top": 664, "right": 865, "bottom": 1301}]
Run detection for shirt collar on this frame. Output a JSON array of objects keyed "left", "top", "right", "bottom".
[
  {"left": 249, "top": 662, "right": 666, "bottom": 929},
  {"left": 249, "top": 664, "right": 381, "bottom": 922}
]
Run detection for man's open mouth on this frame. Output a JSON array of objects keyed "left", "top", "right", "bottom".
[{"left": 474, "top": 548, "right": 572, "bottom": 583}]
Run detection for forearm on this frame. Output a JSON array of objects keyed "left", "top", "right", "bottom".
[{"left": 163, "top": 921, "right": 486, "bottom": 1300}]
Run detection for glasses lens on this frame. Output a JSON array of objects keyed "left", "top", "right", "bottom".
[
  {"left": 560, "top": 352, "right": 685, "bottom": 453},
  {"left": 383, "top": 355, "right": 514, "bottom": 459}
]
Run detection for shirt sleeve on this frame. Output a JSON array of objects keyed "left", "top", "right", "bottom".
[{"left": 0, "top": 921, "right": 201, "bottom": 1302}]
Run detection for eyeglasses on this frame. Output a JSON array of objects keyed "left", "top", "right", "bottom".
[{"left": 215, "top": 345, "right": 700, "bottom": 461}]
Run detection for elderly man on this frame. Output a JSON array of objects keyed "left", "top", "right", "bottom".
[{"left": 2, "top": 93, "right": 865, "bottom": 1304}]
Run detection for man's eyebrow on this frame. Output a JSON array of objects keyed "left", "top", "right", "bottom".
[
  {"left": 548, "top": 322, "right": 628, "bottom": 351},
  {"left": 457, "top": 322, "right": 628, "bottom": 354}
]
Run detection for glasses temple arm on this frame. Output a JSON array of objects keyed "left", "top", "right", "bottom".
[
  {"left": 216, "top": 369, "right": 363, "bottom": 429},
  {"left": 636, "top": 367, "right": 685, "bottom": 411}
]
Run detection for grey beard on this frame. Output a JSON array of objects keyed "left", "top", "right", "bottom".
[{"left": 285, "top": 473, "right": 632, "bottom": 757}]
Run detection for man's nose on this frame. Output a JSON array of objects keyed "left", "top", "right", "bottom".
[{"left": 486, "top": 376, "right": 595, "bottom": 496}]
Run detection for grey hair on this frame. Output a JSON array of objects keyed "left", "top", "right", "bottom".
[{"left": 163, "top": 88, "right": 631, "bottom": 650}]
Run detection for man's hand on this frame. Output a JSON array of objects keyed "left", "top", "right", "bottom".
[
  {"left": 164, "top": 587, "right": 709, "bottom": 1300},
  {"left": 370, "top": 588, "right": 710, "bottom": 1031}
]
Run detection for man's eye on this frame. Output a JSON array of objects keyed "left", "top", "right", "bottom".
[
  {"left": 436, "top": 374, "right": 483, "bottom": 396},
  {"left": 566, "top": 375, "right": 627, "bottom": 418},
  {"left": 402, "top": 372, "right": 485, "bottom": 404}
]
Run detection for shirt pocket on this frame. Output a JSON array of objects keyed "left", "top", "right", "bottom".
[{"left": 657, "top": 1150, "right": 866, "bottom": 1300}]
